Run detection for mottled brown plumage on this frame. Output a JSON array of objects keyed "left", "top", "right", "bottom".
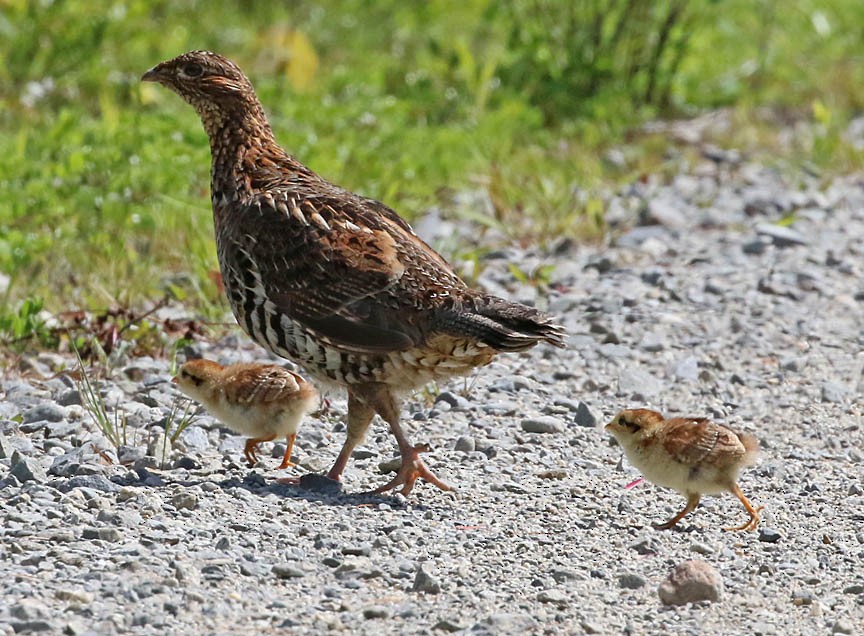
[
  {"left": 606, "top": 409, "right": 762, "bottom": 531},
  {"left": 173, "top": 359, "right": 318, "bottom": 470},
  {"left": 143, "top": 51, "right": 565, "bottom": 494}
]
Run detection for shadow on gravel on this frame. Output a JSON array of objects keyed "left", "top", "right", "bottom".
[{"left": 110, "top": 467, "right": 436, "bottom": 511}]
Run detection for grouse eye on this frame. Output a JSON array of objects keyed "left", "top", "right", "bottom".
[{"left": 182, "top": 63, "right": 203, "bottom": 78}]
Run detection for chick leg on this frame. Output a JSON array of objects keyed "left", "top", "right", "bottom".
[
  {"left": 361, "top": 383, "right": 453, "bottom": 496},
  {"left": 244, "top": 434, "right": 276, "bottom": 467},
  {"left": 326, "top": 388, "right": 375, "bottom": 481},
  {"left": 276, "top": 433, "right": 298, "bottom": 470},
  {"left": 653, "top": 493, "right": 700, "bottom": 530},
  {"left": 724, "top": 483, "right": 764, "bottom": 532}
]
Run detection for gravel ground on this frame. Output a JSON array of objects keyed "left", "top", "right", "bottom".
[{"left": 2, "top": 154, "right": 864, "bottom": 635}]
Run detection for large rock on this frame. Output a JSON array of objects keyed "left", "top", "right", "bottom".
[{"left": 658, "top": 560, "right": 723, "bottom": 605}]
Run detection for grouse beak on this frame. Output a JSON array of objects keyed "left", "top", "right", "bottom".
[{"left": 141, "top": 66, "right": 163, "bottom": 83}]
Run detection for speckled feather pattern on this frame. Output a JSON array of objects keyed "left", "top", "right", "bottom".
[
  {"left": 174, "top": 360, "right": 318, "bottom": 442},
  {"left": 145, "top": 51, "right": 565, "bottom": 390},
  {"left": 607, "top": 409, "right": 759, "bottom": 496}
]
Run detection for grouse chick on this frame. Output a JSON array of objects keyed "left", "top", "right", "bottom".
[
  {"left": 173, "top": 359, "right": 318, "bottom": 470},
  {"left": 606, "top": 408, "right": 762, "bottom": 531},
  {"left": 143, "top": 51, "right": 566, "bottom": 494}
]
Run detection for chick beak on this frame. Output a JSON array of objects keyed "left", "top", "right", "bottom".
[{"left": 171, "top": 376, "right": 178, "bottom": 384}]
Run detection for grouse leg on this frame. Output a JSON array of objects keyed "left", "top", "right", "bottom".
[
  {"left": 360, "top": 383, "right": 453, "bottom": 496},
  {"left": 326, "top": 388, "right": 375, "bottom": 481}
]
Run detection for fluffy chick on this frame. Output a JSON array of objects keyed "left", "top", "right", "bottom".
[
  {"left": 173, "top": 359, "right": 318, "bottom": 470},
  {"left": 606, "top": 408, "right": 762, "bottom": 531}
]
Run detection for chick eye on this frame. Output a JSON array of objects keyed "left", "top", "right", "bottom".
[
  {"left": 182, "top": 63, "right": 203, "bottom": 78},
  {"left": 623, "top": 419, "right": 641, "bottom": 431}
]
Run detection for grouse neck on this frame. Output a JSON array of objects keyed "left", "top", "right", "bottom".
[{"left": 207, "top": 108, "right": 285, "bottom": 199}]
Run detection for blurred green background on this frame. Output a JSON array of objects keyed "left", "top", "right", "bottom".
[{"left": 0, "top": 0, "right": 862, "bottom": 329}]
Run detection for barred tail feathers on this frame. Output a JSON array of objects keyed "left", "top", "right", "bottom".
[{"left": 437, "top": 295, "right": 566, "bottom": 352}]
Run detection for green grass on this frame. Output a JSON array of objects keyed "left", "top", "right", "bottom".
[{"left": 1, "top": 0, "right": 863, "bottom": 336}]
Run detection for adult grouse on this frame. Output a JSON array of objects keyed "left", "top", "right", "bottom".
[{"left": 142, "top": 51, "right": 566, "bottom": 494}]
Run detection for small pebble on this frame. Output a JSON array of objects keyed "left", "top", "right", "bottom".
[
  {"left": 171, "top": 492, "right": 199, "bottom": 511},
  {"left": 574, "top": 402, "right": 597, "bottom": 428},
  {"left": 758, "top": 528, "right": 782, "bottom": 543},
  {"left": 520, "top": 417, "right": 563, "bottom": 434},
  {"left": 618, "top": 573, "right": 646, "bottom": 590},
  {"left": 412, "top": 566, "right": 441, "bottom": 594},
  {"left": 362, "top": 606, "right": 390, "bottom": 619},
  {"left": 272, "top": 565, "right": 305, "bottom": 579}
]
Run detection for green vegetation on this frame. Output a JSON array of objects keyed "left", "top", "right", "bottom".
[
  {"left": 0, "top": 0, "right": 862, "bottom": 348},
  {"left": 74, "top": 344, "right": 128, "bottom": 448}
]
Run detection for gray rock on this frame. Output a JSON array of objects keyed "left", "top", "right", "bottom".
[
  {"left": 10, "top": 600, "right": 49, "bottom": 620},
  {"left": 638, "top": 332, "right": 665, "bottom": 352},
  {"left": 629, "top": 536, "right": 661, "bottom": 556},
  {"left": 11, "top": 457, "right": 48, "bottom": 483},
  {"left": 117, "top": 445, "right": 145, "bottom": 464},
  {"left": 10, "top": 620, "right": 55, "bottom": 633},
  {"left": 658, "top": 560, "right": 723, "bottom": 605},
  {"left": 177, "top": 426, "right": 210, "bottom": 451},
  {"left": 673, "top": 356, "right": 699, "bottom": 381},
  {"left": 296, "top": 473, "right": 342, "bottom": 494},
  {"left": 758, "top": 528, "right": 782, "bottom": 543},
  {"left": 617, "top": 367, "right": 663, "bottom": 399},
  {"left": 832, "top": 620, "right": 856, "bottom": 634},
  {"left": 362, "top": 605, "right": 390, "bottom": 619},
  {"left": 81, "top": 527, "right": 123, "bottom": 542},
  {"left": 453, "top": 435, "right": 475, "bottom": 453},
  {"left": 432, "top": 619, "right": 465, "bottom": 633},
  {"left": 574, "top": 402, "right": 598, "bottom": 428},
  {"left": 172, "top": 455, "right": 200, "bottom": 470},
  {"left": 351, "top": 448, "right": 377, "bottom": 460},
  {"left": 171, "top": 492, "right": 199, "bottom": 511},
  {"left": 54, "top": 589, "right": 95, "bottom": 604},
  {"left": 791, "top": 590, "right": 814, "bottom": 606},
  {"left": 56, "top": 389, "right": 82, "bottom": 406},
  {"left": 521, "top": 417, "right": 563, "bottom": 434},
  {"left": 43, "top": 421, "right": 78, "bottom": 438},
  {"left": 536, "top": 589, "right": 568, "bottom": 606},
  {"left": 821, "top": 381, "right": 849, "bottom": 404},
  {"left": 755, "top": 223, "right": 808, "bottom": 247},
  {"left": 272, "top": 564, "right": 305, "bottom": 579},
  {"left": 378, "top": 457, "right": 402, "bottom": 474},
  {"left": 619, "top": 573, "right": 646, "bottom": 589},
  {"left": 412, "top": 566, "right": 441, "bottom": 594},
  {"left": 616, "top": 225, "right": 673, "bottom": 248},
  {"left": 689, "top": 542, "right": 715, "bottom": 555},
  {"left": 643, "top": 196, "right": 688, "bottom": 229},
  {"left": 341, "top": 544, "right": 371, "bottom": 556},
  {"left": 551, "top": 568, "right": 583, "bottom": 583},
  {"left": 22, "top": 403, "right": 66, "bottom": 423},
  {"left": 435, "top": 391, "right": 471, "bottom": 410},
  {"left": 742, "top": 238, "right": 769, "bottom": 255},
  {"left": 57, "top": 475, "right": 120, "bottom": 493}
]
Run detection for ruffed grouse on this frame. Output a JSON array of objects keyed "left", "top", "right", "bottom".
[
  {"left": 143, "top": 51, "right": 566, "bottom": 494},
  {"left": 173, "top": 359, "right": 318, "bottom": 470},
  {"left": 606, "top": 409, "right": 762, "bottom": 531}
]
